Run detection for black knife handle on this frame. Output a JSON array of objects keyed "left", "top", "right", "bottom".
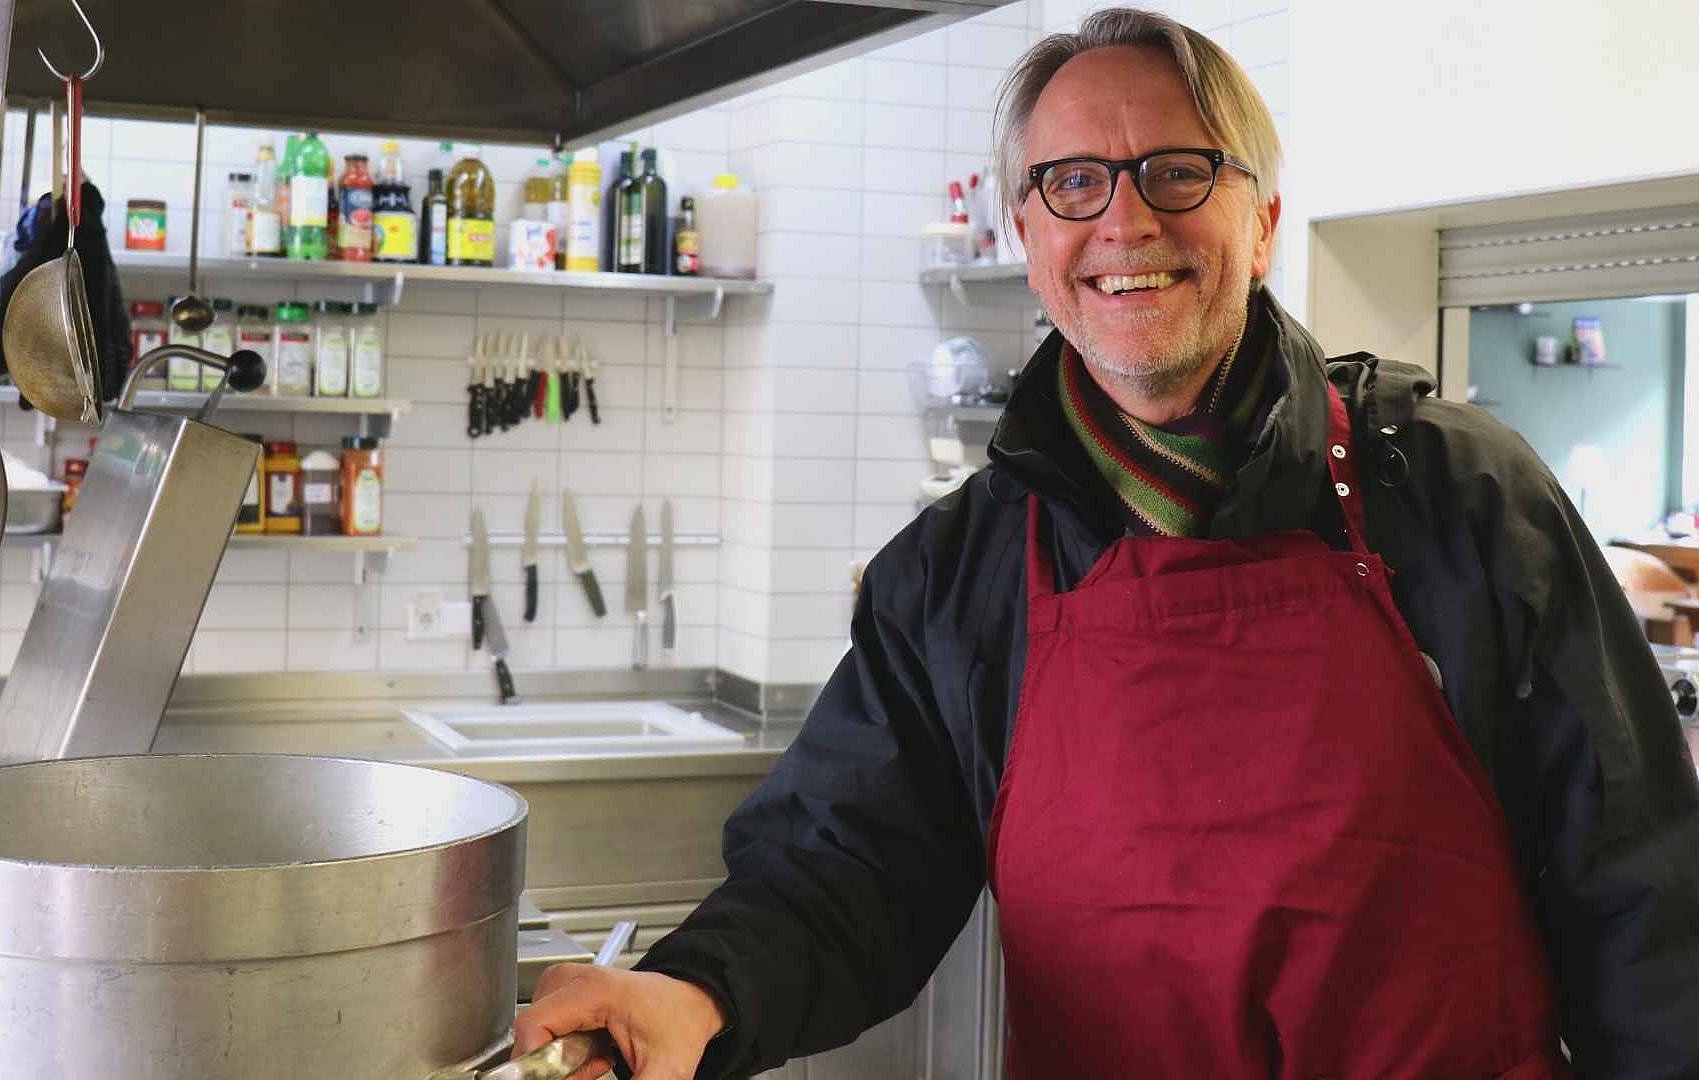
[
  {"left": 585, "top": 377, "right": 600, "bottom": 424},
  {"left": 471, "top": 595, "right": 485, "bottom": 651},
  {"left": 580, "top": 571, "right": 607, "bottom": 617},
  {"left": 493, "top": 657, "right": 518, "bottom": 704},
  {"left": 661, "top": 591, "right": 677, "bottom": 652},
  {"left": 468, "top": 385, "right": 483, "bottom": 439},
  {"left": 524, "top": 565, "right": 539, "bottom": 623}
]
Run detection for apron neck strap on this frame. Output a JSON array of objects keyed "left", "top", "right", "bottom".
[
  {"left": 1025, "top": 493, "right": 1058, "bottom": 601},
  {"left": 1324, "top": 380, "right": 1371, "bottom": 556}
]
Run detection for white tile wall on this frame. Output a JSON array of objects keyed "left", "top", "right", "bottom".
[{"left": 0, "top": 0, "right": 1291, "bottom": 688}]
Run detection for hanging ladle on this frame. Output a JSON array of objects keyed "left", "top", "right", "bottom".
[
  {"left": 170, "top": 109, "right": 214, "bottom": 335},
  {"left": 1, "top": 0, "right": 106, "bottom": 425}
]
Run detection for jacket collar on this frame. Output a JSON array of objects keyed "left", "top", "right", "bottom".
[{"left": 988, "top": 285, "right": 1335, "bottom": 542}]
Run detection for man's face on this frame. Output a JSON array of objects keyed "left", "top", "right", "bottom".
[{"left": 1016, "top": 45, "right": 1279, "bottom": 401}]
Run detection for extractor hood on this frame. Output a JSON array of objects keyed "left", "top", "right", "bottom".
[{"left": 1, "top": 0, "right": 1014, "bottom": 144}]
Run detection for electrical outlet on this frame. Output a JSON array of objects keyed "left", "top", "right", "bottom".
[{"left": 407, "top": 593, "right": 473, "bottom": 640}]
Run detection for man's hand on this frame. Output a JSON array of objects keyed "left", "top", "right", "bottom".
[{"left": 514, "top": 964, "right": 728, "bottom": 1080}]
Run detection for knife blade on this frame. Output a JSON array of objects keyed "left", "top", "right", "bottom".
[
  {"left": 659, "top": 499, "right": 676, "bottom": 654},
  {"left": 483, "top": 591, "right": 519, "bottom": 705},
  {"left": 626, "top": 505, "right": 648, "bottom": 671},
  {"left": 560, "top": 490, "right": 606, "bottom": 617},
  {"left": 521, "top": 481, "right": 541, "bottom": 623},
  {"left": 470, "top": 508, "right": 492, "bottom": 651}
]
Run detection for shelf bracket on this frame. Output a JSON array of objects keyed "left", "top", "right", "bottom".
[
  {"left": 391, "top": 270, "right": 405, "bottom": 307},
  {"left": 31, "top": 539, "right": 54, "bottom": 583},
  {"left": 353, "top": 549, "right": 390, "bottom": 640},
  {"left": 709, "top": 284, "right": 725, "bottom": 321},
  {"left": 34, "top": 410, "right": 52, "bottom": 449},
  {"left": 948, "top": 273, "right": 970, "bottom": 308}
]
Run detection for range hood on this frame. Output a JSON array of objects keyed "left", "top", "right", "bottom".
[{"left": 1, "top": 0, "right": 1012, "bottom": 144}]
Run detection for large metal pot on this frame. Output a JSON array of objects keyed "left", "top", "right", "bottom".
[{"left": 0, "top": 754, "right": 527, "bottom": 1078}]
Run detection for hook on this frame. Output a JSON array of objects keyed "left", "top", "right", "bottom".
[{"left": 37, "top": 0, "right": 104, "bottom": 82}]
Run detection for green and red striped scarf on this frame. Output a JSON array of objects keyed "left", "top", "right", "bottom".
[{"left": 1059, "top": 329, "right": 1270, "bottom": 537}]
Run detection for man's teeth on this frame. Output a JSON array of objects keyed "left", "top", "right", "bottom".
[{"left": 1094, "top": 271, "right": 1180, "bottom": 294}]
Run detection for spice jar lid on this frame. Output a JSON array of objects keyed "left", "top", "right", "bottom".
[
  {"left": 126, "top": 199, "right": 166, "bottom": 210},
  {"left": 341, "top": 436, "right": 380, "bottom": 450},
  {"left": 264, "top": 440, "right": 298, "bottom": 455},
  {"left": 349, "top": 301, "right": 378, "bottom": 316},
  {"left": 275, "top": 302, "right": 309, "bottom": 322},
  {"left": 300, "top": 450, "right": 340, "bottom": 470},
  {"left": 130, "top": 300, "right": 165, "bottom": 317},
  {"left": 314, "top": 300, "right": 354, "bottom": 315},
  {"left": 211, "top": 298, "right": 234, "bottom": 312},
  {"left": 237, "top": 304, "right": 271, "bottom": 318}
]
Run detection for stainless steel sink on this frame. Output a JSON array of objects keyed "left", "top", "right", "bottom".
[{"left": 401, "top": 701, "right": 745, "bottom": 756}]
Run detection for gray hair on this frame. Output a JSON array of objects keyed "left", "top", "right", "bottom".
[{"left": 992, "top": 8, "right": 1282, "bottom": 222}]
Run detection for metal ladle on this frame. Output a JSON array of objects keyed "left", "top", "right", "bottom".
[{"left": 170, "top": 109, "right": 213, "bottom": 334}]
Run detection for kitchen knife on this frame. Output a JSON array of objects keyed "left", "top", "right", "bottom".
[
  {"left": 560, "top": 490, "right": 606, "bottom": 617},
  {"left": 626, "top": 505, "right": 648, "bottom": 671},
  {"left": 483, "top": 590, "right": 519, "bottom": 706},
  {"left": 521, "top": 481, "right": 541, "bottom": 623},
  {"left": 659, "top": 498, "right": 676, "bottom": 654},
  {"left": 470, "top": 508, "right": 492, "bottom": 651}
]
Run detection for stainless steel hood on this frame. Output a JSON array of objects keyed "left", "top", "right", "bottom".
[{"left": 3, "top": 0, "right": 1012, "bottom": 144}]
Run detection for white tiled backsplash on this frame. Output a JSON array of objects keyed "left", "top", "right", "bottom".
[{"left": 0, "top": 0, "right": 1289, "bottom": 686}]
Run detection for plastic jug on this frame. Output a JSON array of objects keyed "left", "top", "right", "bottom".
[{"left": 697, "top": 173, "right": 758, "bottom": 280}]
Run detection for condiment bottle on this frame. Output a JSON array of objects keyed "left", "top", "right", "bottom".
[
  {"left": 235, "top": 434, "right": 266, "bottom": 535},
  {"left": 275, "top": 135, "right": 299, "bottom": 251},
  {"left": 565, "top": 147, "right": 601, "bottom": 273},
  {"left": 225, "top": 172, "right": 255, "bottom": 256},
  {"left": 312, "top": 301, "right": 350, "bottom": 397},
  {"left": 200, "top": 298, "right": 236, "bottom": 391},
  {"left": 445, "top": 145, "right": 496, "bottom": 267},
  {"left": 638, "top": 148, "right": 669, "bottom": 275},
  {"left": 674, "top": 196, "right": 700, "bottom": 277},
  {"left": 236, "top": 305, "right": 275, "bottom": 378},
  {"left": 129, "top": 300, "right": 168, "bottom": 388},
  {"left": 262, "top": 441, "right": 303, "bottom": 533},
  {"left": 616, "top": 144, "right": 644, "bottom": 273},
  {"left": 348, "top": 302, "right": 383, "bottom": 398},
  {"left": 548, "top": 154, "right": 573, "bottom": 271},
  {"left": 337, "top": 154, "right": 374, "bottom": 261},
  {"left": 523, "top": 158, "right": 552, "bottom": 221},
  {"left": 372, "top": 140, "right": 416, "bottom": 264},
  {"left": 248, "top": 143, "right": 283, "bottom": 256},
  {"left": 340, "top": 436, "right": 383, "bottom": 536},
  {"left": 299, "top": 450, "right": 342, "bottom": 536},
  {"left": 61, "top": 458, "right": 88, "bottom": 518},
  {"left": 273, "top": 302, "right": 313, "bottom": 396},
  {"left": 165, "top": 295, "right": 203, "bottom": 392},
  {"left": 602, "top": 148, "right": 633, "bottom": 272},
  {"left": 285, "top": 132, "right": 330, "bottom": 260},
  {"left": 419, "top": 168, "right": 448, "bottom": 266}
]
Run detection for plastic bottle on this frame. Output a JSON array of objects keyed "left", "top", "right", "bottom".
[
  {"left": 420, "top": 168, "right": 448, "bottom": 266},
  {"left": 523, "top": 158, "right": 552, "bottom": 221},
  {"left": 276, "top": 135, "right": 300, "bottom": 252},
  {"left": 548, "top": 154, "right": 573, "bottom": 271},
  {"left": 338, "top": 154, "right": 374, "bottom": 261},
  {"left": 313, "top": 301, "right": 351, "bottom": 397},
  {"left": 602, "top": 148, "right": 633, "bottom": 272},
  {"left": 697, "top": 173, "right": 758, "bottom": 279},
  {"left": 273, "top": 302, "right": 313, "bottom": 396},
  {"left": 236, "top": 305, "right": 274, "bottom": 381},
  {"left": 340, "top": 437, "right": 384, "bottom": 536},
  {"left": 349, "top": 302, "right": 383, "bottom": 398},
  {"left": 248, "top": 144, "right": 283, "bottom": 256},
  {"left": 372, "top": 140, "right": 416, "bottom": 263},
  {"left": 566, "top": 148, "right": 602, "bottom": 273},
  {"left": 445, "top": 145, "right": 496, "bottom": 267},
  {"left": 200, "top": 298, "right": 236, "bottom": 391},
  {"left": 286, "top": 133, "right": 330, "bottom": 260}
]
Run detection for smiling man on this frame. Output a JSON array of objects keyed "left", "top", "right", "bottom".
[{"left": 515, "top": 10, "right": 1699, "bottom": 1078}]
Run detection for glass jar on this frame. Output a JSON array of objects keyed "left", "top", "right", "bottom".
[
  {"left": 340, "top": 436, "right": 383, "bottom": 536},
  {"left": 262, "top": 441, "right": 302, "bottom": 533},
  {"left": 165, "top": 295, "right": 203, "bottom": 392},
  {"left": 130, "top": 300, "right": 168, "bottom": 388},
  {"left": 125, "top": 199, "right": 166, "bottom": 251},
  {"left": 312, "top": 300, "right": 350, "bottom": 397},
  {"left": 348, "top": 301, "right": 383, "bottom": 398},
  {"left": 235, "top": 433, "right": 265, "bottom": 534},
  {"left": 236, "top": 305, "right": 275, "bottom": 382},
  {"left": 200, "top": 298, "right": 236, "bottom": 390},
  {"left": 273, "top": 302, "right": 313, "bottom": 396},
  {"left": 300, "top": 449, "right": 342, "bottom": 536}
]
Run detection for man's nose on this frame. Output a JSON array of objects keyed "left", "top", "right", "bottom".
[{"left": 1094, "top": 172, "right": 1162, "bottom": 245}]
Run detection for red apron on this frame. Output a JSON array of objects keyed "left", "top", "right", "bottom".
[{"left": 987, "top": 385, "right": 1567, "bottom": 1078}]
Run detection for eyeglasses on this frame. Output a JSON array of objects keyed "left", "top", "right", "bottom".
[{"left": 1024, "top": 148, "right": 1257, "bottom": 220}]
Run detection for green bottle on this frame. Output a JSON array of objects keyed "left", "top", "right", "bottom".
[
  {"left": 616, "top": 142, "right": 644, "bottom": 273},
  {"left": 286, "top": 132, "right": 330, "bottom": 260},
  {"left": 278, "top": 134, "right": 301, "bottom": 254}
]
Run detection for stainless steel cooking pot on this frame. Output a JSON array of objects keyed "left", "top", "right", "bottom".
[{"left": 0, "top": 754, "right": 527, "bottom": 1078}]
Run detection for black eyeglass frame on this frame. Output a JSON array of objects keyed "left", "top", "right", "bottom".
[{"left": 1023, "top": 148, "right": 1258, "bottom": 219}]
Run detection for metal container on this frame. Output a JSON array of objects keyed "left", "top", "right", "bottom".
[
  {"left": 1, "top": 484, "right": 64, "bottom": 534},
  {"left": 0, "top": 754, "right": 528, "bottom": 1078}
]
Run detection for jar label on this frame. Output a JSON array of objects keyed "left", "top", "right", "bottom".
[
  {"left": 353, "top": 469, "right": 382, "bottom": 533},
  {"left": 316, "top": 337, "right": 349, "bottom": 396},
  {"left": 276, "top": 333, "right": 313, "bottom": 394},
  {"left": 373, "top": 212, "right": 417, "bottom": 260},
  {"left": 268, "top": 473, "right": 300, "bottom": 517},
  {"left": 125, "top": 209, "right": 166, "bottom": 250},
  {"left": 303, "top": 481, "right": 334, "bottom": 506},
  {"left": 289, "top": 176, "right": 329, "bottom": 228},
  {"left": 447, "top": 217, "right": 495, "bottom": 262},
  {"left": 352, "top": 339, "right": 383, "bottom": 397},
  {"left": 248, "top": 209, "right": 282, "bottom": 254}
]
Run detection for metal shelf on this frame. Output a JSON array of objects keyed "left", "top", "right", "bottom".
[
  {"left": 229, "top": 535, "right": 417, "bottom": 553},
  {"left": 464, "top": 532, "right": 721, "bottom": 549},
  {"left": 920, "top": 261, "right": 1034, "bottom": 305},
  {"left": 0, "top": 386, "right": 410, "bottom": 418},
  {"left": 950, "top": 404, "right": 1004, "bottom": 424}
]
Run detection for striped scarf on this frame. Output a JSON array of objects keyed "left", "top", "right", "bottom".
[{"left": 1059, "top": 325, "right": 1271, "bottom": 537}]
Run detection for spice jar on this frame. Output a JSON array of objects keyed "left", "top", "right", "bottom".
[
  {"left": 125, "top": 199, "right": 166, "bottom": 250},
  {"left": 165, "top": 295, "right": 203, "bottom": 392},
  {"left": 236, "top": 305, "right": 275, "bottom": 378},
  {"left": 273, "top": 302, "right": 313, "bottom": 396},
  {"left": 262, "top": 441, "right": 303, "bottom": 533},
  {"left": 312, "top": 300, "right": 350, "bottom": 397},
  {"left": 348, "top": 302, "right": 383, "bottom": 398},
  {"left": 235, "top": 434, "right": 265, "bottom": 534},
  {"left": 300, "top": 449, "right": 342, "bottom": 536},
  {"left": 61, "top": 458, "right": 88, "bottom": 518},
  {"left": 340, "top": 436, "right": 383, "bottom": 536},
  {"left": 200, "top": 299, "right": 236, "bottom": 391},
  {"left": 130, "top": 300, "right": 168, "bottom": 388}
]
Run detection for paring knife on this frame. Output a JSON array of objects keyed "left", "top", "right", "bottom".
[
  {"left": 470, "top": 508, "right": 492, "bottom": 651},
  {"left": 483, "top": 587, "right": 519, "bottom": 706},
  {"left": 521, "top": 481, "right": 541, "bottom": 623},
  {"left": 659, "top": 498, "right": 676, "bottom": 654},
  {"left": 627, "top": 505, "right": 648, "bottom": 671},
  {"left": 560, "top": 490, "right": 606, "bottom": 617}
]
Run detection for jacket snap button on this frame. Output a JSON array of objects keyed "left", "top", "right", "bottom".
[
  {"left": 1381, "top": 425, "right": 1398, "bottom": 436},
  {"left": 1331, "top": 444, "right": 1347, "bottom": 459},
  {"left": 1356, "top": 562, "right": 1369, "bottom": 577},
  {"left": 1335, "top": 481, "right": 1351, "bottom": 497}
]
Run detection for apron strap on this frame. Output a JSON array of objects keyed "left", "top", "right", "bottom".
[
  {"left": 1324, "top": 381, "right": 1371, "bottom": 556},
  {"left": 1025, "top": 493, "right": 1059, "bottom": 602}
]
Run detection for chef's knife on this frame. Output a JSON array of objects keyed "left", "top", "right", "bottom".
[
  {"left": 470, "top": 508, "right": 492, "bottom": 651},
  {"left": 483, "top": 590, "right": 519, "bottom": 706},
  {"left": 626, "top": 505, "right": 648, "bottom": 671},
  {"left": 521, "top": 481, "right": 541, "bottom": 623},
  {"left": 659, "top": 499, "right": 676, "bottom": 654},
  {"left": 560, "top": 490, "right": 606, "bottom": 617}
]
